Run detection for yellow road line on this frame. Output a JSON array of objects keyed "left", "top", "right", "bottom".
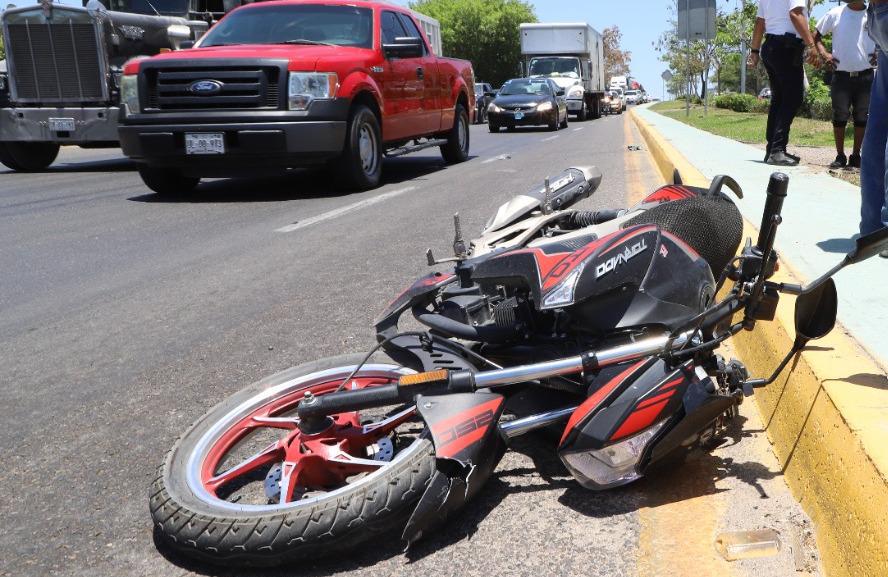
[{"left": 624, "top": 113, "right": 740, "bottom": 577}]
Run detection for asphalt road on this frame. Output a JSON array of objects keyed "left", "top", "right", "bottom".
[{"left": 0, "top": 115, "right": 820, "bottom": 577}]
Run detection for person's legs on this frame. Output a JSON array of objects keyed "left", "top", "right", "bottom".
[
  {"left": 772, "top": 45, "right": 804, "bottom": 153},
  {"left": 761, "top": 42, "right": 782, "bottom": 159},
  {"left": 849, "top": 72, "right": 873, "bottom": 166},
  {"left": 830, "top": 74, "right": 850, "bottom": 164},
  {"left": 859, "top": 51, "right": 888, "bottom": 236}
]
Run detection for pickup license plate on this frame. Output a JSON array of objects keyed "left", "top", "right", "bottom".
[
  {"left": 185, "top": 133, "right": 225, "bottom": 155},
  {"left": 49, "top": 117, "right": 76, "bottom": 132},
  {"left": 514, "top": 111, "right": 525, "bottom": 120}
]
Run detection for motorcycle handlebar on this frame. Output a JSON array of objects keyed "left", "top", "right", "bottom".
[{"left": 757, "top": 173, "right": 788, "bottom": 252}]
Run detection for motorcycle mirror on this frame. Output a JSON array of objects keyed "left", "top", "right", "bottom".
[
  {"left": 844, "top": 227, "right": 888, "bottom": 265},
  {"left": 794, "top": 277, "right": 838, "bottom": 344}
]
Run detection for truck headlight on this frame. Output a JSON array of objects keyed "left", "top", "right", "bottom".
[
  {"left": 537, "top": 101, "right": 553, "bottom": 112},
  {"left": 568, "top": 86, "right": 584, "bottom": 98},
  {"left": 120, "top": 74, "right": 140, "bottom": 114},
  {"left": 288, "top": 72, "right": 338, "bottom": 111}
]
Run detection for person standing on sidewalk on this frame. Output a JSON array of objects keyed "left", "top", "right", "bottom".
[
  {"left": 814, "top": 1, "right": 877, "bottom": 169},
  {"left": 859, "top": 0, "right": 888, "bottom": 253},
  {"left": 748, "top": 0, "right": 819, "bottom": 166}
]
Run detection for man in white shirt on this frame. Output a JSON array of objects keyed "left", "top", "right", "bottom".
[
  {"left": 748, "top": 0, "right": 819, "bottom": 165},
  {"left": 815, "top": 1, "right": 877, "bottom": 169}
]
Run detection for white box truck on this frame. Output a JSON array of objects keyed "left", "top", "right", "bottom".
[{"left": 519, "top": 22, "right": 606, "bottom": 120}]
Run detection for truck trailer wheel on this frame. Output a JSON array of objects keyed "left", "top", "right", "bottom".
[
  {"left": 0, "top": 141, "right": 60, "bottom": 172},
  {"left": 440, "top": 103, "right": 469, "bottom": 164},
  {"left": 138, "top": 165, "right": 200, "bottom": 196},
  {"left": 337, "top": 105, "right": 382, "bottom": 190}
]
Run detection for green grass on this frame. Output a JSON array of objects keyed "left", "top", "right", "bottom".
[{"left": 649, "top": 100, "right": 850, "bottom": 148}]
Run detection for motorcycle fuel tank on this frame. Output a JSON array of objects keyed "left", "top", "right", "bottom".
[{"left": 470, "top": 224, "right": 715, "bottom": 332}]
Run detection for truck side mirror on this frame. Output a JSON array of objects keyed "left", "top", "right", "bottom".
[
  {"left": 556, "top": 89, "right": 565, "bottom": 97},
  {"left": 383, "top": 37, "right": 423, "bottom": 59}
]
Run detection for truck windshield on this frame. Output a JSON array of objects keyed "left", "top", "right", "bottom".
[
  {"left": 200, "top": 5, "right": 373, "bottom": 48},
  {"left": 500, "top": 79, "right": 551, "bottom": 96},
  {"left": 528, "top": 57, "right": 580, "bottom": 79},
  {"left": 102, "top": 0, "right": 190, "bottom": 16}
]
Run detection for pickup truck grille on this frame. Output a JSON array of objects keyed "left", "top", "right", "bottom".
[
  {"left": 145, "top": 67, "right": 282, "bottom": 111},
  {"left": 5, "top": 17, "right": 106, "bottom": 103}
]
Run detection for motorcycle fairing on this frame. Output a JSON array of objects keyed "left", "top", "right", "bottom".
[
  {"left": 402, "top": 392, "right": 506, "bottom": 546},
  {"left": 559, "top": 359, "right": 694, "bottom": 452},
  {"left": 374, "top": 272, "right": 456, "bottom": 338}
]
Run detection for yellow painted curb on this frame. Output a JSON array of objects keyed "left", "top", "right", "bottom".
[{"left": 631, "top": 108, "right": 888, "bottom": 577}]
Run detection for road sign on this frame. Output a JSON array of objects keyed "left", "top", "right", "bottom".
[
  {"left": 676, "top": 0, "right": 716, "bottom": 41},
  {"left": 661, "top": 70, "right": 674, "bottom": 81}
]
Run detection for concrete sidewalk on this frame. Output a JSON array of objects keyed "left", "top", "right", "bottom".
[{"left": 634, "top": 104, "right": 887, "bottom": 369}]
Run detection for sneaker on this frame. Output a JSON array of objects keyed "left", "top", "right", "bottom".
[
  {"left": 829, "top": 154, "right": 847, "bottom": 169},
  {"left": 766, "top": 151, "right": 800, "bottom": 166},
  {"left": 786, "top": 151, "right": 801, "bottom": 162},
  {"left": 849, "top": 153, "right": 861, "bottom": 168}
]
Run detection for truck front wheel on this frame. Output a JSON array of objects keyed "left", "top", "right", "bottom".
[
  {"left": 0, "top": 141, "right": 60, "bottom": 172},
  {"left": 440, "top": 103, "right": 469, "bottom": 164},
  {"left": 138, "top": 165, "right": 200, "bottom": 196},
  {"left": 576, "top": 101, "right": 587, "bottom": 122},
  {"left": 337, "top": 105, "right": 382, "bottom": 190}
]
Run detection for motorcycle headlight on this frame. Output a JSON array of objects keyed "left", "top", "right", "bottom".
[
  {"left": 488, "top": 102, "right": 502, "bottom": 113},
  {"left": 561, "top": 421, "right": 665, "bottom": 489},
  {"left": 568, "top": 86, "right": 584, "bottom": 98},
  {"left": 120, "top": 74, "right": 140, "bottom": 114},
  {"left": 537, "top": 101, "right": 553, "bottom": 112},
  {"left": 288, "top": 72, "right": 338, "bottom": 111}
]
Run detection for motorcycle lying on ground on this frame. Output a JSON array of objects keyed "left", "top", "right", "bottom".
[{"left": 151, "top": 166, "right": 888, "bottom": 566}]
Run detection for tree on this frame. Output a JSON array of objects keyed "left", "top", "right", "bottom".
[
  {"left": 409, "top": 0, "right": 536, "bottom": 87},
  {"left": 602, "top": 26, "right": 631, "bottom": 81}
]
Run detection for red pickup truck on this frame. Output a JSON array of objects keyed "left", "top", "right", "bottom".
[{"left": 118, "top": 0, "right": 474, "bottom": 193}]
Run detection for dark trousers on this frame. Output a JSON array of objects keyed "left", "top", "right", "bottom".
[{"left": 761, "top": 36, "right": 805, "bottom": 154}]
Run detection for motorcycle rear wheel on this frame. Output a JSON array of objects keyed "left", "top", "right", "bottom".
[{"left": 150, "top": 353, "right": 435, "bottom": 566}]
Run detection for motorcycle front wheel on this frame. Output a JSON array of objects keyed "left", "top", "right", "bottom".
[{"left": 150, "top": 353, "right": 435, "bottom": 566}]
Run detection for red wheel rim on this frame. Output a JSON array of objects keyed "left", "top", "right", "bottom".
[{"left": 192, "top": 366, "right": 418, "bottom": 507}]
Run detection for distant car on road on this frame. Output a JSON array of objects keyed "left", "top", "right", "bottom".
[
  {"left": 759, "top": 87, "right": 772, "bottom": 100},
  {"left": 625, "top": 90, "right": 641, "bottom": 105},
  {"left": 487, "top": 77, "right": 568, "bottom": 132},
  {"left": 474, "top": 82, "right": 496, "bottom": 124}
]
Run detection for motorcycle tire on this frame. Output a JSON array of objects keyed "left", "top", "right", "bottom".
[{"left": 150, "top": 353, "right": 435, "bottom": 566}]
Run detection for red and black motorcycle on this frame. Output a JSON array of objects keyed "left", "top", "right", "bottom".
[{"left": 151, "top": 167, "right": 888, "bottom": 565}]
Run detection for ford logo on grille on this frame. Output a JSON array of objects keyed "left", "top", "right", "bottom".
[{"left": 189, "top": 80, "right": 223, "bottom": 95}]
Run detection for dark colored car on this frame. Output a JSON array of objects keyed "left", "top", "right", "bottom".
[
  {"left": 487, "top": 78, "right": 568, "bottom": 132},
  {"left": 474, "top": 82, "right": 496, "bottom": 124}
]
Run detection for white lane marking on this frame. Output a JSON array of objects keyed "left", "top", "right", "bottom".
[
  {"left": 275, "top": 186, "right": 416, "bottom": 233},
  {"left": 481, "top": 154, "right": 511, "bottom": 164},
  {"left": 541, "top": 135, "right": 560, "bottom": 142},
  {"left": 573, "top": 127, "right": 585, "bottom": 132}
]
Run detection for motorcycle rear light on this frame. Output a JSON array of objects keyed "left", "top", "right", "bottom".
[{"left": 560, "top": 421, "right": 664, "bottom": 489}]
